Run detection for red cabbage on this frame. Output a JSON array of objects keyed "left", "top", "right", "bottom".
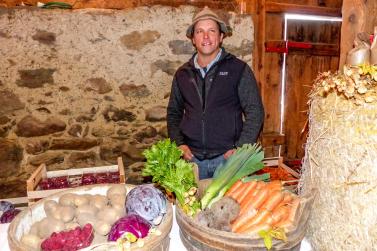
[
  {"left": 0, "top": 208, "right": 20, "bottom": 223},
  {"left": 125, "top": 184, "right": 167, "bottom": 225},
  {"left": 107, "top": 214, "right": 151, "bottom": 241},
  {"left": 0, "top": 201, "right": 14, "bottom": 212}
]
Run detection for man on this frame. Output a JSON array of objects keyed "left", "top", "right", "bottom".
[{"left": 167, "top": 7, "right": 264, "bottom": 179}]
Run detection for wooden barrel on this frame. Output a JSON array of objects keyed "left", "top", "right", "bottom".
[
  {"left": 176, "top": 181, "right": 317, "bottom": 251},
  {"left": 8, "top": 184, "right": 173, "bottom": 251}
]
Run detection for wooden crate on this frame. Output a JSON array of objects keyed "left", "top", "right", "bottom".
[
  {"left": 262, "top": 156, "right": 300, "bottom": 178},
  {"left": 26, "top": 157, "right": 125, "bottom": 205}
]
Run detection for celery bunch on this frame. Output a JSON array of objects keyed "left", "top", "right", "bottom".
[{"left": 200, "top": 144, "right": 264, "bottom": 209}]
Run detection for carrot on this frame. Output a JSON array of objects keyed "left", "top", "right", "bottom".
[
  {"left": 274, "top": 218, "right": 294, "bottom": 232},
  {"left": 239, "top": 186, "right": 269, "bottom": 215},
  {"left": 238, "top": 180, "right": 257, "bottom": 204},
  {"left": 225, "top": 180, "right": 243, "bottom": 197},
  {"left": 259, "top": 190, "right": 284, "bottom": 211},
  {"left": 274, "top": 191, "right": 294, "bottom": 209},
  {"left": 287, "top": 197, "right": 300, "bottom": 222},
  {"left": 231, "top": 207, "right": 258, "bottom": 232},
  {"left": 271, "top": 204, "right": 290, "bottom": 225},
  {"left": 265, "top": 180, "right": 282, "bottom": 191},
  {"left": 231, "top": 182, "right": 250, "bottom": 203},
  {"left": 237, "top": 209, "right": 273, "bottom": 233},
  {"left": 240, "top": 222, "right": 271, "bottom": 235}
]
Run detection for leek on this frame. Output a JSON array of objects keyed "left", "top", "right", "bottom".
[{"left": 200, "top": 144, "right": 264, "bottom": 209}]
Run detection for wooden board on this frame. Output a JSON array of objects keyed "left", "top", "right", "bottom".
[{"left": 26, "top": 157, "right": 125, "bottom": 204}]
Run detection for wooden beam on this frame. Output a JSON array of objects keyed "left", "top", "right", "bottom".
[
  {"left": 265, "top": 40, "right": 339, "bottom": 56},
  {"left": 255, "top": 0, "right": 266, "bottom": 90},
  {"left": 261, "top": 132, "right": 285, "bottom": 146},
  {"left": 265, "top": 1, "right": 341, "bottom": 17}
]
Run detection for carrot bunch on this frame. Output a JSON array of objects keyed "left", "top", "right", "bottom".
[{"left": 226, "top": 180, "right": 300, "bottom": 234}]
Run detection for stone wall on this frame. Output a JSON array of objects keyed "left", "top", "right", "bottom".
[{"left": 0, "top": 6, "right": 254, "bottom": 198}]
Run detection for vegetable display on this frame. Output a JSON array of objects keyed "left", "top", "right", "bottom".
[
  {"left": 125, "top": 184, "right": 167, "bottom": 226},
  {"left": 142, "top": 139, "right": 200, "bottom": 216},
  {"left": 200, "top": 144, "right": 265, "bottom": 209},
  {"left": 0, "top": 208, "right": 20, "bottom": 223}
]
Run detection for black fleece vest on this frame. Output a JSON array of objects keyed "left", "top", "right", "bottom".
[{"left": 175, "top": 56, "right": 246, "bottom": 159}]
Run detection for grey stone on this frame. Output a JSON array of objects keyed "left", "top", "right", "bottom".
[
  {"left": 59, "top": 109, "right": 71, "bottom": 115},
  {"left": 50, "top": 138, "right": 100, "bottom": 150},
  {"left": 59, "top": 86, "right": 70, "bottom": 92},
  {"left": 145, "top": 106, "right": 166, "bottom": 122},
  {"left": 151, "top": 60, "right": 182, "bottom": 76},
  {"left": 119, "top": 84, "right": 151, "bottom": 98},
  {"left": 25, "top": 139, "right": 49, "bottom": 155},
  {"left": 68, "top": 124, "right": 83, "bottom": 137},
  {"left": 16, "top": 68, "right": 56, "bottom": 88},
  {"left": 134, "top": 126, "right": 157, "bottom": 142},
  {"left": 32, "top": 30, "right": 56, "bottom": 45},
  {"left": 36, "top": 107, "right": 51, "bottom": 114},
  {"left": 168, "top": 40, "right": 194, "bottom": 55},
  {"left": 224, "top": 40, "right": 253, "bottom": 57},
  {"left": 0, "top": 90, "right": 25, "bottom": 114},
  {"left": 67, "top": 151, "right": 101, "bottom": 168},
  {"left": 16, "top": 116, "right": 66, "bottom": 137},
  {"left": 104, "top": 95, "right": 114, "bottom": 101},
  {"left": 99, "top": 142, "right": 122, "bottom": 164},
  {"left": 28, "top": 151, "right": 64, "bottom": 166},
  {"left": 76, "top": 114, "right": 95, "bottom": 122},
  {"left": 91, "top": 125, "right": 114, "bottom": 137},
  {"left": 158, "top": 125, "right": 168, "bottom": 138},
  {"left": 117, "top": 127, "right": 130, "bottom": 136},
  {"left": 128, "top": 162, "right": 144, "bottom": 172},
  {"left": 0, "top": 115, "right": 10, "bottom": 125},
  {"left": 121, "top": 143, "right": 144, "bottom": 161},
  {"left": 102, "top": 106, "right": 136, "bottom": 122},
  {"left": 85, "top": 77, "right": 112, "bottom": 94},
  {"left": 0, "top": 139, "right": 23, "bottom": 179},
  {"left": 120, "top": 30, "right": 161, "bottom": 50}
]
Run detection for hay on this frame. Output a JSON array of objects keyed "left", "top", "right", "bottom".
[{"left": 299, "top": 65, "right": 377, "bottom": 251}]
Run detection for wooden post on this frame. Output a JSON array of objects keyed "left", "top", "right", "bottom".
[{"left": 339, "top": 0, "right": 377, "bottom": 68}]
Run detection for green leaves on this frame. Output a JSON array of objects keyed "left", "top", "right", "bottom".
[
  {"left": 142, "top": 139, "right": 199, "bottom": 215},
  {"left": 258, "top": 227, "right": 287, "bottom": 250}
]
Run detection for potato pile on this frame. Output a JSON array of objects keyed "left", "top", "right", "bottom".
[{"left": 21, "top": 184, "right": 127, "bottom": 251}]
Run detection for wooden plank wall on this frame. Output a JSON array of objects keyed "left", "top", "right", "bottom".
[{"left": 339, "top": 0, "right": 377, "bottom": 67}]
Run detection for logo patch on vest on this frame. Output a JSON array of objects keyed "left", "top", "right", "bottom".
[{"left": 219, "top": 71, "right": 229, "bottom": 76}]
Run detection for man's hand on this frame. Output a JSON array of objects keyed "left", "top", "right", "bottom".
[
  {"left": 223, "top": 149, "right": 236, "bottom": 159},
  {"left": 179, "top": 145, "right": 194, "bottom": 161}
]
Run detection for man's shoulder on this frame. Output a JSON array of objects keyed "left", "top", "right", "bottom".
[{"left": 175, "top": 61, "right": 193, "bottom": 75}]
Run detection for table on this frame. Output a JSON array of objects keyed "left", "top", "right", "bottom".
[{"left": 1, "top": 207, "right": 313, "bottom": 250}]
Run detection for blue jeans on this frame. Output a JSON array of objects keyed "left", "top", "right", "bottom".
[{"left": 192, "top": 155, "right": 226, "bottom": 180}]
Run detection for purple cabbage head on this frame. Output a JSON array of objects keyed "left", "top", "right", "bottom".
[
  {"left": 107, "top": 214, "right": 151, "bottom": 241},
  {"left": 125, "top": 184, "right": 167, "bottom": 225},
  {"left": 0, "top": 208, "right": 21, "bottom": 223},
  {"left": 0, "top": 201, "right": 14, "bottom": 213}
]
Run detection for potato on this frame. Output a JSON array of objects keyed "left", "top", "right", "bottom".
[
  {"left": 77, "top": 212, "right": 96, "bottom": 227},
  {"left": 21, "top": 233, "right": 41, "bottom": 250},
  {"left": 74, "top": 194, "right": 89, "bottom": 207},
  {"left": 106, "top": 184, "right": 126, "bottom": 198},
  {"left": 43, "top": 200, "right": 58, "bottom": 216},
  {"left": 38, "top": 217, "right": 65, "bottom": 239},
  {"left": 76, "top": 204, "right": 98, "bottom": 217},
  {"left": 108, "top": 194, "right": 125, "bottom": 206},
  {"left": 96, "top": 207, "right": 120, "bottom": 225},
  {"left": 59, "top": 206, "right": 75, "bottom": 223},
  {"left": 59, "top": 193, "right": 76, "bottom": 207},
  {"left": 93, "top": 220, "right": 111, "bottom": 236},
  {"left": 90, "top": 195, "right": 108, "bottom": 210},
  {"left": 112, "top": 203, "right": 125, "bottom": 215},
  {"left": 65, "top": 221, "right": 80, "bottom": 230}
]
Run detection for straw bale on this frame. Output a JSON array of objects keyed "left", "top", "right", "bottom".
[{"left": 300, "top": 66, "right": 377, "bottom": 251}]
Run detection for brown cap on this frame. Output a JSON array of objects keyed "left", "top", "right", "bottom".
[{"left": 186, "top": 7, "right": 228, "bottom": 39}]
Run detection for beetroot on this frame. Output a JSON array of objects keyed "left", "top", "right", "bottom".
[
  {"left": 0, "top": 208, "right": 20, "bottom": 223},
  {"left": 81, "top": 173, "right": 97, "bottom": 185},
  {"left": 41, "top": 224, "right": 93, "bottom": 251}
]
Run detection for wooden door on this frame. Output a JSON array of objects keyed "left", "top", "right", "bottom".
[{"left": 284, "top": 19, "right": 341, "bottom": 159}]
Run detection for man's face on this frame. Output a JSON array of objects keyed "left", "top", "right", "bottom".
[{"left": 192, "top": 19, "right": 223, "bottom": 58}]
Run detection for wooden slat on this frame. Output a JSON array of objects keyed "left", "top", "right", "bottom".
[
  {"left": 265, "top": 1, "right": 341, "bottom": 16},
  {"left": 261, "top": 132, "right": 285, "bottom": 146},
  {"left": 265, "top": 40, "right": 339, "bottom": 56},
  {"left": 26, "top": 164, "right": 47, "bottom": 192},
  {"left": 117, "top": 156, "right": 126, "bottom": 183}
]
